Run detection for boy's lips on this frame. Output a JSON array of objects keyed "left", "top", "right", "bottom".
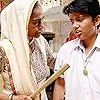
[{"left": 75, "top": 30, "right": 82, "bottom": 37}]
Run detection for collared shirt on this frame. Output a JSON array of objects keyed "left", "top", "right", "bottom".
[{"left": 54, "top": 33, "right": 100, "bottom": 100}]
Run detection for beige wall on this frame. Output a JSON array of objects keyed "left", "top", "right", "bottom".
[{"left": 44, "top": 20, "right": 72, "bottom": 52}]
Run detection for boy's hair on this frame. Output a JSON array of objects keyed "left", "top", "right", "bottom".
[{"left": 63, "top": 0, "right": 100, "bottom": 19}]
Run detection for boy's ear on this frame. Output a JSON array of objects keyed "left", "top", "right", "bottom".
[{"left": 94, "top": 15, "right": 100, "bottom": 29}]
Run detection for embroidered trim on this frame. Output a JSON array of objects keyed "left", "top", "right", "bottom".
[{"left": 1, "top": 47, "right": 17, "bottom": 94}]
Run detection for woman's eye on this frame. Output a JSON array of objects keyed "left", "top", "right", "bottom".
[{"left": 32, "top": 20, "right": 38, "bottom": 25}]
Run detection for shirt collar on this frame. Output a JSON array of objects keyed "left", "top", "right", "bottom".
[
  {"left": 93, "top": 33, "right": 100, "bottom": 48},
  {"left": 74, "top": 39, "right": 84, "bottom": 50},
  {"left": 74, "top": 33, "right": 100, "bottom": 51}
]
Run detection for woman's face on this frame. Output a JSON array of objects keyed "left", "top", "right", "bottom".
[
  {"left": 28, "top": 6, "right": 44, "bottom": 38},
  {"left": 69, "top": 12, "right": 96, "bottom": 40}
]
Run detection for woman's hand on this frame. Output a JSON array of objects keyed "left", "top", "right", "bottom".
[{"left": 12, "top": 95, "right": 33, "bottom": 100}]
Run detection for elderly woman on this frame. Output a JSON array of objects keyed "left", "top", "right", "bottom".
[{"left": 0, "top": 0, "right": 55, "bottom": 100}]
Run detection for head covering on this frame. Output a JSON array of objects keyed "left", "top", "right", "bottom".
[{"left": 0, "top": 0, "right": 40, "bottom": 98}]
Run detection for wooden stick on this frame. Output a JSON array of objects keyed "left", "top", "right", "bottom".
[{"left": 30, "top": 64, "right": 70, "bottom": 99}]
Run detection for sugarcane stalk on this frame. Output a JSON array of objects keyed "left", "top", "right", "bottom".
[{"left": 30, "top": 64, "right": 70, "bottom": 99}]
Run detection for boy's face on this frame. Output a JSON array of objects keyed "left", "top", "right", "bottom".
[{"left": 69, "top": 12, "right": 96, "bottom": 40}]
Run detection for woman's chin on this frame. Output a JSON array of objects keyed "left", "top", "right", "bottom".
[{"left": 35, "top": 34, "right": 41, "bottom": 38}]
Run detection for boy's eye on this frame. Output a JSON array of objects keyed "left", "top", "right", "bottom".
[
  {"left": 70, "top": 19, "right": 74, "bottom": 24},
  {"left": 70, "top": 17, "right": 85, "bottom": 25},
  {"left": 70, "top": 20, "right": 74, "bottom": 24},
  {"left": 76, "top": 16, "right": 85, "bottom": 22}
]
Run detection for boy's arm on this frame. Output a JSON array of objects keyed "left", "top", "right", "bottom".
[{"left": 53, "top": 77, "right": 65, "bottom": 100}]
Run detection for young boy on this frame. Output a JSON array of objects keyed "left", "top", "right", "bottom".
[{"left": 53, "top": 0, "right": 100, "bottom": 100}]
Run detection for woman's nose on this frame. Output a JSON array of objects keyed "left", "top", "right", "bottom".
[{"left": 38, "top": 21, "right": 44, "bottom": 30}]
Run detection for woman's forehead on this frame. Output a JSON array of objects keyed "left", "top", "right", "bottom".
[{"left": 31, "top": 7, "right": 43, "bottom": 18}]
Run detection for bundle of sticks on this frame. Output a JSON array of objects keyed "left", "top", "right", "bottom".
[{"left": 30, "top": 64, "right": 70, "bottom": 99}]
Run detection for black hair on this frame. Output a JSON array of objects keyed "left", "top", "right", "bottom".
[{"left": 63, "top": 0, "right": 100, "bottom": 19}]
